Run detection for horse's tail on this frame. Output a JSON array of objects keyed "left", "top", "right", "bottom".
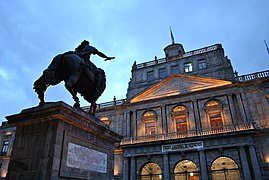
[{"left": 33, "top": 54, "right": 63, "bottom": 93}]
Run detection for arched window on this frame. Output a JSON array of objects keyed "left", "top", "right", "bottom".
[
  {"left": 211, "top": 156, "right": 240, "bottom": 180},
  {"left": 205, "top": 100, "right": 223, "bottom": 131},
  {"left": 140, "top": 162, "right": 162, "bottom": 180},
  {"left": 142, "top": 111, "right": 157, "bottom": 136},
  {"left": 100, "top": 117, "right": 111, "bottom": 125},
  {"left": 174, "top": 160, "right": 199, "bottom": 180},
  {"left": 172, "top": 106, "right": 188, "bottom": 134}
]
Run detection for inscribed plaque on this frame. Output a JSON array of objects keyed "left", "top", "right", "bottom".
[{"left": 67, "top": 142, "right": 107, "bottom": 173}]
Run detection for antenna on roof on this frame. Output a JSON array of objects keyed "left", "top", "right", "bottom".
[
  {"left": 170, "top": 26, "right": 175, "bottom": 44},
  {"left": 264, "top": 40, "right": 269, "bottom": 56}
]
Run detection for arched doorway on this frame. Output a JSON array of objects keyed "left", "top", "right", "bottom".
[
  {"left": 211, "top": 156, "right": 241, "bottom": 180},
  {"left": 174, "top": 160, "right": 199, "bottom": 180},
  {"left": 140, "top": 162, "right": 162, "bottom": 180}
]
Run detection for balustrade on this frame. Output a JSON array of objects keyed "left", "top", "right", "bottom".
[{"left": 120, "top": 123, "right": 254, "bottom": 145}]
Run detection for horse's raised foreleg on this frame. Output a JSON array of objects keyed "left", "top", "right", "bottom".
[{"left": 65, "top": 75, "right": 80, "bottom": 108}]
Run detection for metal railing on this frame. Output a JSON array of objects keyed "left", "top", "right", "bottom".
[{"left": 120, "top": 123, "right": 254, "bottom": 145}]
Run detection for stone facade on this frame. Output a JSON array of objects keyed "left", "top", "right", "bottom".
[
  {"left": 126, "top": 44, "right": 235, "bottom": 100},
  {"left": 95, "top": 43, "right": 269, "bottom": 179},
  {"left": 0, "top": 123, "right": 16, "bottom": 179}
]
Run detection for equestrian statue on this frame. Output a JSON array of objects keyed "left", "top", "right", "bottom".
[{"left": 33, "top": 40, "right": 114, "bottom": 115}]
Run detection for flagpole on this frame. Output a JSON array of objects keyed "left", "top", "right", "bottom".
[
  {"left": 170, "top": 26, "right": 175, "bottom": 44},
  {"left": 264, "top": 40, "right": 269, "bottom": 56}
]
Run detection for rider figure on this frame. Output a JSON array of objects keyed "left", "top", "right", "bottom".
[
  {"left": 75, "top": 40, "right": 114, "bottom": 71},
  {"left": 75, "top": 40, "right": 114, "bottom": 94}
]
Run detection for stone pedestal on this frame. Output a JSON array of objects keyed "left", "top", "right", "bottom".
[{"left": 5, "top": 101, "right": 123, "bottom": 180}]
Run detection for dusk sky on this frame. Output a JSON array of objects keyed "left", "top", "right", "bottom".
[{"left": 1, "top": 0, "right": 269, "bottom": 123}]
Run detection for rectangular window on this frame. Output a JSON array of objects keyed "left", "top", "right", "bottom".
[
  {"left": 159, "top": 68, "right": 167, "bottom": 79},
  {"left": 175, "top": 116, "right": 188, "bottom": 134},
  {"left": 145, "top": 121, "right": 156, "bottom": 136},
  {"left": 1, "top": 141, "right": 9, "bottom": 154},
  {"left": 184, "top": 63, "right": 193, "bottom": 72},
  {"left": 209, "top": 111, "right": 223, "bottom": 131},
  {"left": 198, "top": 59, "right": 207, "bottom": 69},
  {"left": 147, "top": 71, "right": 154, "bottom": 81},
  {"left": 171, "top": 65, "right": 179, "bottom": 74}
]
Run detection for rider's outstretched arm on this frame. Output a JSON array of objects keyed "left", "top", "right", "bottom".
[
  {"left": 96, "top": 50, "right": 115, "bottom": 61},
  {"left": 96, "top": 51, "right": 108, "bottom": 58}
]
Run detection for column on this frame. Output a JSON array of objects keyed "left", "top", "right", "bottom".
[
  {"left": 123, "top": 156, "right": 129, "bottom": 180},
  {"left": 236, "top": 94, "right": 248, "bottom": 123},
  {"left": 238, "top": 146, "right": 251, "bottom": 180},
  {"left": 227, "top": 94, "right": 237, "bottom": 124},
  {"left": 126, "top": 111, "right": 131, "bottom": 137},
  {"left": 192, "top": 100, "right": 201, "bottom": 130},
  {"left": 248, "top": 145, "right": 262, "bottom": 180},
  {"left": 133, "top": 111, "right": 137, "bottom": 137},
  {"left": 130, "top": 156, "right": 136, "bottom": 180},
  {"left": 161, "top": 106, "right": 167, "bottom": 133},
  {"left": 163, "top": 153, "right": 170, "bottom": 180},
  {"left": 198, "top": 150, "right": 208, "bottom": 180}
]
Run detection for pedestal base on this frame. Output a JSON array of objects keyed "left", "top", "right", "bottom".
[{"left": 5, "top": 101, "right": 122, "bottom": 180}]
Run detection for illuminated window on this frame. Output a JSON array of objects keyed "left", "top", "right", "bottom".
[
  {"left": 171, "top": 65, "right": 179, "bottom": 74},
  {"left": 174, "top": 160, "right": 199, "bottom": 180},
  {"left": 147, "top": 71, "right": 154, "bottom": 81},
  {"left": 184, "top": 63, "right": 193, "bottom": 72},
  {"left": 198, "top": 59, "right": 207, "bottom": 69},
  {"left": 1, "top": 141, "right": 9, "bottom": 155},
  {"left": 205, "top": 100, "right": 223, "bottom": 131},
  {"left": 211, "top": 156, "right": 240, "bottom": 180},
  {"left": 159, "top": 68, "right": 167, "bottom": 79},
  {"left": 172, "top": 106, "right": 188, "bottom": 134},
  {"left": 140, "top": 162, "right": 162, "bottom": 180},
  {"left": 100, "top": 117, "right": 111, "bottom": 125},
  {"left": 143, "top": 111, "right": 157, "bottom": 136}
]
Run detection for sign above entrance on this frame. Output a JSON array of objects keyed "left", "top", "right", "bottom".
[{"left": 162, "top": 141, "right": 204, "bottom": 152}]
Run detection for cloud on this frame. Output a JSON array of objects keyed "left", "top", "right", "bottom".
[{"left": 0, "top": 0, "right": 269, "bottom": 122}]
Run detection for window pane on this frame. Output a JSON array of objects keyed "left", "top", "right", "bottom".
[
  {"left": 198, "top": 59, "right": 207, "bottom": 69},
  {"left": 171, "top": 65, "right": 179, "bottom": 74},
  {"left": 141, "top": 162, "right": 162, "bottom": 175},
  {"left": 173, "top": 106, "right": 187, "bottom": 112},
  {"left": 159, "top": 68, "right": 167, "bottom": 79},
  {"left": 184, "top": 63, "right": 193, "bottom": 72},
  {"left": 145, "top": 122, "right": 155, "bottom": 128},
  {"left": 174, "top": 160, "right": 199, "bottom": 173},
  {"left": 209, "top": 112, "right": 222, "bottom": 119},
  {"left": 100, "top": 117, "right": 111, "bottom": 125},
  {"left": 209, "top": 111, "right": 223, "bottom": 130},
  {"left": 211, "top": 157, "right": 240, "bottom": 180},
  {"left": 1, "top": 141, "right": 9, "bottom": 154},
  {"left": 207, "top": 101, "right": 220, "bottom": 107},
  {"left": 145, "top": 121, "right": 156, "bottom": 135}
]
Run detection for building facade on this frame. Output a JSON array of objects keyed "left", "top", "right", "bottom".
[
  {"left": 95, "top": 42, "right": 269, "bottom": 179},
  {"left": 0, "top": 122, "right": 15, "bottom": 179}
]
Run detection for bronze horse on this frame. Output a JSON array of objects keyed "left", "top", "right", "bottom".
[{"left": 33, "top": 52, "right": 106, "bottom": 115}]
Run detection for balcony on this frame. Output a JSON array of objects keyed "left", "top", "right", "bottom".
[
  {"left": 135, "top": 45, "right": 220, "bottom": 69},
  {"left": 236, "top": 70, "right": 269, "bottom": 82},
  {"left": 120, "top": 123, "right": 255, "bottom": 145},
  {"left": 82, "top": 98, "right": 126, "bottom": 112}
]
